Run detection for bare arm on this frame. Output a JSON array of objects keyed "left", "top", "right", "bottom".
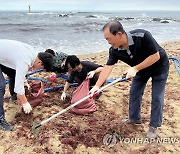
[
  {"left": 63, "top": 81, "right": 70, "bottom": 92},
  {"left": 135, "top": 52, "right": 160, "bottom": 71},
  {"left": 94, "top": 67, "right": 103, "bottom": 74},
  {"left": 17, "top": 94, "right": 28, "bottom": 104},
  {"left": 96, "top": 65, "right": 114, "bottom": 87}
]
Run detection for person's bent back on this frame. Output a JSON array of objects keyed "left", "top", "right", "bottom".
[{"left": 0, "top": 39, "right": 54, "bottom": 131}]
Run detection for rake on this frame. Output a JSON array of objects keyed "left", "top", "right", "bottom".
[{"left": 32, "top": 76, "right": 126, "bottom": 136}]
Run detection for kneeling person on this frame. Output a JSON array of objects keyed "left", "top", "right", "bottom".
[{"left": 61, "top": 55, "right": 103, "bottom": 100}]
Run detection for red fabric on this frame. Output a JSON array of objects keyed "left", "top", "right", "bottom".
[
  {"left": 18, "top": 81, "right": 44, "bottom": 108},
  {"left": 71, "top": 78, "right": 96, "bottom": 114}
]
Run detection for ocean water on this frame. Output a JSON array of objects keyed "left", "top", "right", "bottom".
[{"left": 0, "top": 10, "right": 180, "bottom": 55}]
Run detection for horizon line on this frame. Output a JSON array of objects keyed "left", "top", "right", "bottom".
[{"left": 0, "top": 9, "right": 180, "bottom": 12}]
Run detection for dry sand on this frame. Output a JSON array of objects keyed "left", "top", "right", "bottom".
[{"left": 0, "top": 41, "right": 180, "bottom": 154}]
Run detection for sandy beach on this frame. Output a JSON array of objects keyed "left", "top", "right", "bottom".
[{"left": 1, "top": 41, "right": 180, "bottom": 154}]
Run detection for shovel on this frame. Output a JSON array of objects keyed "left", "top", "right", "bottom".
[{"left": 32, "top": 76, "right": 126, "bottom": 136}]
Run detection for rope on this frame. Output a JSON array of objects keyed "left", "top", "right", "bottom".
[
  {"left": 168, "top": 57, "right": 180, "bottom": 75},
  {"left": 25, "top": 68, "right": 44, "bottom": 77},
  {"left": 44, "top": 83, "right": 78, "bottom": 92}
]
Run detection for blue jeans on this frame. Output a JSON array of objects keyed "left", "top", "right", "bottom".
[{"left": 129, "top": 71, "right": 169, "bottom": 127}]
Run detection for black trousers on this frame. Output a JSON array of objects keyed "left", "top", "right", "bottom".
[
  {"left": 0, "top": 64, "right": 16, "bottom": 96},
  {"left": 0, "top": 64, "right": 16, "bottom": 116}
]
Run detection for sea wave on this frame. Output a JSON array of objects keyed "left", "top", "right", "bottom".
[
  {"left": 18, "top": 27, "right": 45, "bottom": 32},
  {"left": 0, "top": 11, "right": 180, "bottom": 54},
  {"left": 0, "top": 23, "right": 34, "bottom": 26}
]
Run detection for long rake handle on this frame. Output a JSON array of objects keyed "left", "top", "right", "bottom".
[{"left": 35, "top": 77, "right": 126, "bottom": 129}]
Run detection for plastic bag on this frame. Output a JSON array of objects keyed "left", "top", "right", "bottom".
[{"left": 71, "top": 78, "right": 96, "bottom": 114}]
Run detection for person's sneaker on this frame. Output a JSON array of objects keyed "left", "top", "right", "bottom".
[
  {"left": 121, "top": 118, "right": 142, "bottom": 124},
  {"left": 0, "top": 115, "right": 14, "bottom": 131},
  {"left": 147, "top": 126, "right": 158, "bottom": 139}
]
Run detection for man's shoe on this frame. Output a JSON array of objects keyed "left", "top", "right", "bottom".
[
  {"left": 121, "top": 118, "right": 142, "bottom": 124},
  {"left": 0, "top": 115, "right": 14, "bottom": 131},
  {"left": 147, "top": 126, "right": 157, "bottom": 139}
]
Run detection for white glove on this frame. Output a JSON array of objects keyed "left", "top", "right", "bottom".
[
  {"left": 89, "top": 85, "right": 100, "bottom": 98},
  {"left": 22, "top": 102, "right": 32, "bottom": 114},
  {"left": 125, "top": 67, "right": 138, "bottom": 79},
  {"left": 87, "top": 71, "right": 95, "bottom": 79},
  {"left": 24, "top": 80, "right": 30, "bottom": 90},
  {"left": 61, "top": 92, "right": 67, "bottom": 100}
]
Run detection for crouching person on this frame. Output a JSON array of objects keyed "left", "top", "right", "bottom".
[
  {"left": 61, "top": 55, "right": 103, "bottom": 100},
  {"left": 45, "top": 49, "right": 68, "bottom": 74},
  {"left": 0, "top": 39, "right": 54, "bottom": 131}
]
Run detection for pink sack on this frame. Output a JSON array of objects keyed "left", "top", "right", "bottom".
[
  {"left": 71, "top": 78, "right": 96, "bottom": 114},
  {"left": 26, "top": 81, "right": 44, "bottom": 107},
  {"left": 18, "top": 81, "right": 44, "bottom": 108}
]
